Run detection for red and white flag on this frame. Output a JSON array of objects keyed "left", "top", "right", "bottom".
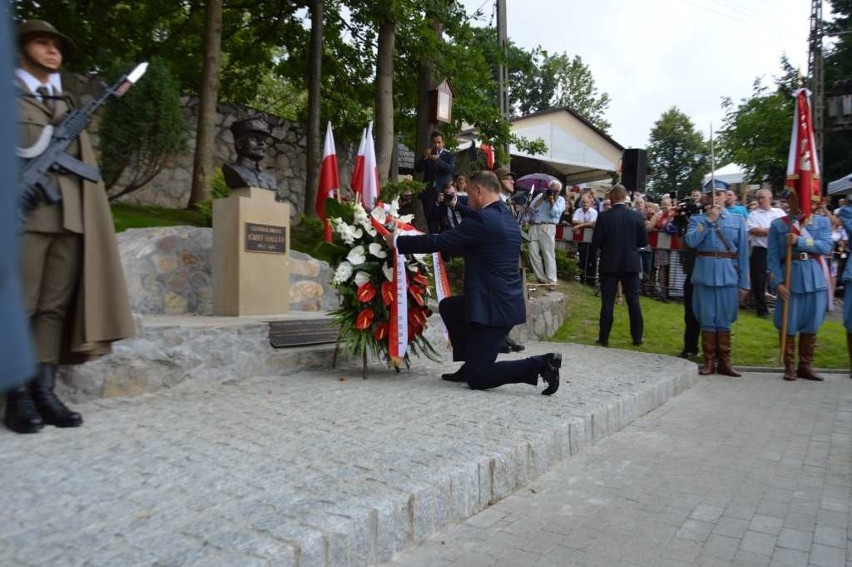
[
  {"left": 316, "top": 122, "right": 340, "bottom": 242},
  {"left": 358, "top": 122, "right": 379, "bottom": 209},
  {"left": 480, "top": 141, "right": 495, "bottom": 170},
  {"left": 350, "top": 127, "right": 367, "bottom": 197},
  {"left": 785, "top": 88, "right": 820, "bottom": 221}
]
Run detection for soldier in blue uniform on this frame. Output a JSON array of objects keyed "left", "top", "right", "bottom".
[
  {"left": 684, "top": 188, "right": 750, "bottom": 376},
  {"left": 768, "top": 195, "right": 834, "bottom": 381},
  {"left": 837, "top": 204, "right": 852, "bottom": 379}
]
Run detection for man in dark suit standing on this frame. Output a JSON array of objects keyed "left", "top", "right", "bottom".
[
  {"left": 415, "top": 131, "right": 456, "bottom": 234},
  {"left": 386, "top": 170, "right": 562, "bottom": 395},
  {"left": 591, "top": 184, "right": 647, "bottom": 347}
]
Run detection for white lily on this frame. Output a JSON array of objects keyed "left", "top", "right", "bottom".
[
  {"left": 347, "top": 245, "right": 366, "bottom": 265},
  {"left": 368, "top": 242, "right": 387, "bottom": 259}
]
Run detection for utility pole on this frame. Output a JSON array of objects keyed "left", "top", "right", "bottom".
[
  {"left": 496, "top": 0, "right": 510, "bottom": 165},
  {"left": 808, "top": 0, "right": 824, "bottom": 187}
]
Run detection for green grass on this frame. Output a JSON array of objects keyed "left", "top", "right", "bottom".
[
  {"left": 550, "top": 280, "right": 847, "bottom": 369},
  {"left": 112, "top": 203, "right": 205, "bottom": 232}
]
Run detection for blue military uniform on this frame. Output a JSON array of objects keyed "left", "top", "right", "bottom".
[
  {"left": 684, "top": 209, "right": 749, "bottom": 376},
  {"left": 837, "top": 206, "right": 852, "bottom": 378},
  {"left": 768, "top": 213, "right": 833, "bottom": 380}
]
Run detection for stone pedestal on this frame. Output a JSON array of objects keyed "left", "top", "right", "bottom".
[{"left": 213, "top": 187, "right": 290, "bottom": 316}]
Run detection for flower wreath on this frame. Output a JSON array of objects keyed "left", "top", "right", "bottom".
[{"left": 316, "top": 198, "right": 448, "bottom": 370}]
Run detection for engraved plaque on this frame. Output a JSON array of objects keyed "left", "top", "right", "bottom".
[{"left": 245, "top": 222, "right": 287, "bottom": 254}]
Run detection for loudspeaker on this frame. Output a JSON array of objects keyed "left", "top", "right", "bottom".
[{"left": 621, "top": 149, "right": 647, "bottom": 193}]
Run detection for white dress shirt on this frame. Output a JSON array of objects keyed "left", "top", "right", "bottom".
[{"left": 746, "top": 206, "right": 785, "bottom": 248}]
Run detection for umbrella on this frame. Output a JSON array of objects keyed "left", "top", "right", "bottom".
[{"left": 515, "top": 173, "right": 559, "bottom": 192}]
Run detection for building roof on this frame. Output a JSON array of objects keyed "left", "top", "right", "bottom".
[{"left": 458, "top": 106, "right": 624, "bottom": 185}]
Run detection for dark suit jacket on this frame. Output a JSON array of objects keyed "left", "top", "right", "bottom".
[
  {"left": 397, "top": 200, "right": 525, "bottom": 327},
  {"left": 591, "top": 203, "right": 648, "bottom": 274},
  {"left": 414, "top": 149, "right": 456, "bottom": 191}
]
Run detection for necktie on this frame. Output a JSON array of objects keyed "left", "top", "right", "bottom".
[{"left": 35, "top": 86, "right": 55, "bottom": 113}]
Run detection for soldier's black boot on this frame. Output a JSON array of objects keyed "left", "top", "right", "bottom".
[
  {"left": 4, "top": 382, "right": 43, "bottom": 434},
  {"left": 31, "top": 363, "right": 83, "bottom": 427}
]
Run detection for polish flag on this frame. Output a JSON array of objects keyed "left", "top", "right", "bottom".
[
  {"left": 316, "top": 122, "right": 340, "bottom": 242},
  {"left": 350, "top": 127, "right": 367, "bottom": 197},
  {"left": 358, "top": 122, "right": 379, "bottom": 209},
  {"left": 480, "top": 142, "right": 495, "bottom": 170},
  {"left": 785, "top": 88, "right": 820, "bottom": 221}
]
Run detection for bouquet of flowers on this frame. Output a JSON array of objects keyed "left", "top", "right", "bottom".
[{"left": 316, "top": 198, "right": 444, "bottom": 371}]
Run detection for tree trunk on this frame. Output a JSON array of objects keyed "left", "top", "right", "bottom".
[
  {"left": 374, "top": 17, "right": 396, "bottom": 185},
  {"left": 187, "top": 0, "right": 223, "bottom": 209},
  {"left": 304, "top": 0, "right": 324, "bottom": 215},
  {"left": 415, "top": 17, "right": 443, "bottom": 164}
]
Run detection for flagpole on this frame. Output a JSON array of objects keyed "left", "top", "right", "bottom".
[
  {"left": 709, "top": 123, "right": 716, "bottom": 192},
  {"left": 780, "top": 218, "right": 794, "bottom": 365}
]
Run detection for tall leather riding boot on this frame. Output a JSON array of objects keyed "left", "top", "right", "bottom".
[
  {"left": 716, "top": 331, "right": 741, "bottom": 377},
  {"left": 4, "top": 382, "right": 43, "bottom": 434},
  {"left": 699, "top": 331, "right": 717, "bottom": 375},
  {"left": 30, "top": 363, "right": 83, "bottom": 427},
  {"left": 847, "top": 333, "right": 852, "bottom": 379},
  {"left": 782, "top": 335, "right": 797, "bottom": 381},
  {"left": 796, "top": 334, "right": 824, "bottom": 381}
]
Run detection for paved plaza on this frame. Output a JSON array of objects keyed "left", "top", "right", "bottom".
[
  {"left": 1, "top": 342, "right": 693, "bottom": 566},
  {"left": 392, "top": 370, "right": 852, "bottom": 567}
]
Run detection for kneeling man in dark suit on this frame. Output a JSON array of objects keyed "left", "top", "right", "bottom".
[{"left": 386, "top": 170, "right": 562, "bottom": 395}]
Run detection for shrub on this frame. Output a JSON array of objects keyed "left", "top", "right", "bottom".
[{"left": 555, "top": 248, "right": 578, "bottom": 280}]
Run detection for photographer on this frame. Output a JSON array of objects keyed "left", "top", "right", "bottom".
[
  {"left": 436, "top": 180, "right": 469, "bottom": 233},
  {"left": 415, "top": 131, "right": 456, "bottom": 234},
  {"left": 675, "top": 189, "right": 702, "bottom": 359},
  {"left": 528, "top": 180, "right": 566, "bottom": 286}
]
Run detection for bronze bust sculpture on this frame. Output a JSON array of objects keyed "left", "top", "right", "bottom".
[{"left": 222, "top": 116, "right": 278, "bottom": 190}]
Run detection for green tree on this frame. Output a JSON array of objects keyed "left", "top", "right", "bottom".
[
  {"left": 823, "top": 0, "right": 852, "bottom": 184},
  {"left": 646, "top": 107, "right": 708, "bottom": 200},
  {"left": 511, "top": 50, "right": 611, "bottom": 132},
  {"left": 718, "top": 57, "right": 798, "bottom": 192},
  {"left": 99, "top": 58, "right": 186, "bottom": 201}
]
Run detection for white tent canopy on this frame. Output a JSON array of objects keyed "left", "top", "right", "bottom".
[
  {"left": 828, "top": 173, "right": 852, "bottom": 195},
  {"left": 701, "top": 163, "right": 746, "bottom": 187}
]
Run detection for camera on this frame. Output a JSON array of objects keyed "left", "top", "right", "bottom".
[
  {"left": 673, "top": 197, "right": 701, "bottom": 236},
  {"left": 430, "top": 147, "right": 438, "bottom": 155},
  {"left": 544, "top": 188, "right": 557, "bottom": 198}
]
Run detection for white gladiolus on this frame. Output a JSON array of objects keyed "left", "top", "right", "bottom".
[
  {"left": 354, "top": 271, "right": 371, "bottom": 286},
  {"left": 347, "top": 245, "right": 366, "bottom": 265},
  {"left": 368, "top": 242, "right": 387, "bottom": 259},
  {"left": 333, "top": 261, "right": 353, "bottom": 284}
]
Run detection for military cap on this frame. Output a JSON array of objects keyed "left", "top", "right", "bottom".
[
  {"left": 494, "top": 166, "right": 516, "bottom": 181},
  {"left": 18, "top": 20, "right": 75, "bottom": 57},
  {"left": 230, "top": 116, "right": 272, "bottom": 139}
]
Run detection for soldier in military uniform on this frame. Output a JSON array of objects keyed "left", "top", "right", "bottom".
[
  {"left": 222, "top": 116, "right": 278, "bottom": 191},
  {"left": 684, "top": 188, "right": 750, "bottom": 376},
  {"left": 6, "top": 20, "right": 135, "bottom": 433},
  {"left": 767, "top": 195, "right": 833, "bottom": 381},
  {"left": 837, "top": 204, "right": 852, "bottom": 379}
]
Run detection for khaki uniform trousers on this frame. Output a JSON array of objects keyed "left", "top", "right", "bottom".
[{"left": 21, "top": 231, "right": 82, "bottom": 363}]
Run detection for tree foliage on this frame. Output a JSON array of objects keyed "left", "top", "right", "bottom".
[
  {"left": 99, "top": 58, "right": 186, "bottom": 200},
  {"left": 823, "top": 0, "right": 852, "bottom": 184},
  {"left": 718, "top": 57, "right": 798, "bottom": 192},
  {"left": 646, "top": 107, "right": 708, "bottom": 200}
]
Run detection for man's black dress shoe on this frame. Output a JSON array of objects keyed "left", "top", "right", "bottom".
[
  {"left": 595, "top": 339, "right": 608, "bottom": 347},
  {"left": 632, "top": 339, "right": 643, "bottom": 346},
  {"left": 540, "top": 353, "right": 562, "bottom": 396},
  {"left": 506, "top": 336, "right": 525, "bottom": 352},
  {"left": 678, "top": 350, "right": 698, "bottom": 359},
  {"left": 441, "top": 368, "right": 467, "bottom": 382}
]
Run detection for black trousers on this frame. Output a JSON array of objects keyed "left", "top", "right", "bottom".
[
  {"left": 439, "top": 296, "right": 541, "bottom": 390},
  {"left": 598, "top": 272, "right": 643, "bottom": 344},
  {"left": 577, "top": 242, "right": 597, "bottom": 285},
  {"left": 682, "top": 275, "right": 700, "bottom": 354},
  {"left": 749, "top": 246, "right": 769, "bottom": 315}
]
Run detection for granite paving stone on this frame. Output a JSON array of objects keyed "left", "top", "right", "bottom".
[
  {"left": 1, "top": 342, "right": 694, "bottom": 566},
  {"left": 391, "top": 371, "right": 852, "bottom": 566}
]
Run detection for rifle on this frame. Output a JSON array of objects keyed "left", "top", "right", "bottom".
[{"left": 17, "top": 62, "right": 148, "bottom": 213}]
